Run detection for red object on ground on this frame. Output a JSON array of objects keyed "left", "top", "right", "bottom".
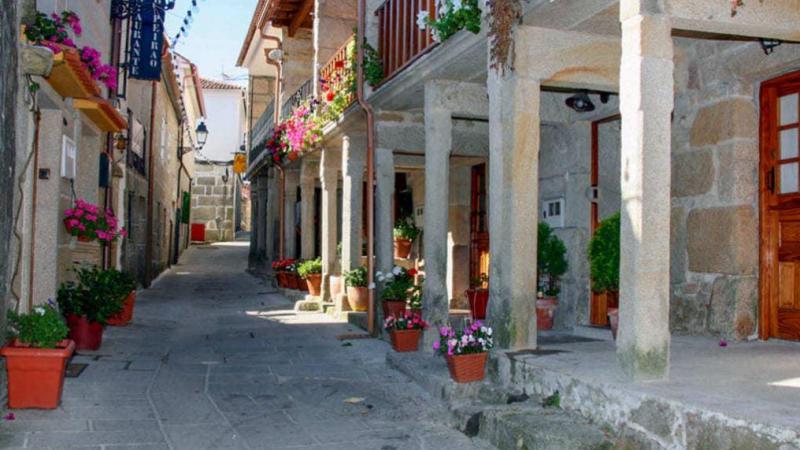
[
  {"left": 306, "top": 274, "right": 322, "bottom": 296},
  {"left": 390, "top": 330, "right": 421, "bottom": 352},
  {"left": 535, "top": 297, "right": 558, "bottom": 331},
  {"left": 66, "top": 315, "right": 104, "bottom": 351},
  {"left": 0, "top": 339, "right": 75, "bottom": 409},
  {"left": 446, "top": 352, "right": 488, "bottom": 383},
  {"left": 190, "top": 223, "right": 206, "bottom": 242},
  {"left": 107, "top": 291, "right": 136, "bottom": 326},
  {"left": 467, "top": 289, "right": 489, "bottom": 320},
  {"left": 382, "top": 300, "right": 406, "bottom": 319}
]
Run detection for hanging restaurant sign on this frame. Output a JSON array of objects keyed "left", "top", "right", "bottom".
[
  {"left": 233, "top": 153, "right": 247, "bottom": 175},
  {"left": 129, "top": 0, "right": 166, "bottom": 81}
]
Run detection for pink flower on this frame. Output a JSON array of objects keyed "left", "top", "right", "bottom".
[
  {"left": 433, "top": 341, "right": 440, "bottom": 350},
  {"left": 73, "top": 209, "right": 84, "bottom": 218},
  {"left": 77, "top": 223, "right": 86, "bottom": 231},
  {"left": 96, "top": 231, "right": 107, "bottom": 240},
  {"left": 120, "top": 229, "right": 128, "bottom": 238},
  {"left": 64, "top": 209, "right": 74, "bottom": 216},
  {"left": 67, "top": 219, "right": 80, "bottom": 228},
  {"left": 85, "top": 214, "right": 97, "bottom": 222}
]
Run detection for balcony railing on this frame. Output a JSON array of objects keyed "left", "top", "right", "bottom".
[
  {"left": 319, "top": 35, "right": 355, "bottom": 108},
  {"left": 250, "top": 102, "right": 275, "bottom": 162},
  {"left": 281, "top": 79, "right": 314, "bottom": 120},
  {"left": 376, "top": 0, "right": 437, "bottom": 83}
]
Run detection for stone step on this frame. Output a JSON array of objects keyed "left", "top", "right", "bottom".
[{"left": 386, "top": 351, "right": 624, "bottom": 450}]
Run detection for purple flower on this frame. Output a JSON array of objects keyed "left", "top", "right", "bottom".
[{"left": 433, "top": 341, "right": 440, "bottom": 350}]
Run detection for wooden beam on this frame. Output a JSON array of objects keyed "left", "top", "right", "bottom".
[{"left": 288, "top": 0, "right": 314, "bottom": 36}]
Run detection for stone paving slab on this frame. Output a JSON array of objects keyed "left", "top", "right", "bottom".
[{"left": 2, "top": 242, "right": 494, "bottom": 450}]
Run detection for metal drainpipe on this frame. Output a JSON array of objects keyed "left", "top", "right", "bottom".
[
  {"left": 261, "top": 31, "right": 285, "bottom": 260},
  {"left": 26, "top": 110, "right": 41, "bottom": 313},
  {"left": 356, "top": 0, "right": 377, "bottom": 335},
  {"left": 144, "top": 80, "right": 157, "bottom": 286}
]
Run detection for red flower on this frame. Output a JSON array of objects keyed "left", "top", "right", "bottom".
[
  {"left": 407, "top": 269, "right": 418, "bottom": 276},
  {"left": 334, "top": 60, "right": 344, "bottom": 69},
  {"left": 326, "top": 91, "right": 335, "bottom": 102}
]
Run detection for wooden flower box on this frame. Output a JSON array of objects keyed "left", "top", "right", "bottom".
[
  {"left": 45, "top": 45, "right": 101, "bottom": 99},
  {"left": 73, "top": 97, "right": 128, "bottom": 132}
]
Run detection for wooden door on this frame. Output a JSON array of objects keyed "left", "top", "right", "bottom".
[
  {"left": 761, "top": 71, "right": 800, "bottom": 340},
  {"left": 470, "top": 164, "right": 490, "bottom": 283}
]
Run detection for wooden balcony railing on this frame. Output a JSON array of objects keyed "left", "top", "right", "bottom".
[
  {"left": 376, "top": 0, "right": 437, "bottom": 83},
  {"left": 319, "top": 35, "right": 355, "bottom": 107}
]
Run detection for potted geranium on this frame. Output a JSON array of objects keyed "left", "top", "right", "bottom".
[
  {"left": 376, "top": 266, "right": 417, "bottom": 318},
  {"left": 537, "top": 223, "right": 569, "bottom": 330},
  {"left": 63, "top": 199, "right": 126, "bottom": 244},
  {"left": 272, "top": 259, "right": 298, "bottom": 289},
  {"left": 393, "top": 217, "right": 421, "bottom": 259},
  {"left": 588, "top": 213, "right": 620, "bottom": 339},
  {"left": 434, "top": 321, "right": 494, "bottom": 383},
  {"left": 384, "top": 312, "right": 428, "bottom": 352},
  {"left": 343, "top": 266, "right": 369, "bottom": 312},
  {"left": 271, "top": 260, "right": 287, "bottom": 288},
  {"left": 297, "top": 257, "right": 323, "bottom": 296},
  {"left": 57, "top": 266, "right": 126, "bottom": 350},
  {"left": 106, "top": 270, "right": 137, "bottom": 326},
  {"left": 466, "top": 273, "right": 488, "bottom": 320},
  {"left": 1, "top": 303, "right": 74, "bottom": 409}
]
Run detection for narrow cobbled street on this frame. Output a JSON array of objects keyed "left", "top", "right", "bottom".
[{"left": 1, "top": 239, "right": 495, "bottom": 450}]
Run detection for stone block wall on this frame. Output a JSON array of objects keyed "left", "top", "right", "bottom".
[
  {"left": 669, "top": 37, "right": 800, "bottom": 340},
  {"left": 191, "top": 161, "right": 236, "bottom": 242}
]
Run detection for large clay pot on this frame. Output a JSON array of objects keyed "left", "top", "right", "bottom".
[
  {"left": 466, "top": 289, "right": 489, "bottom": 320},
  {"left": 107, "top": 291, "right": 136, "bottom": 326},
  {"left": 275, "top": 272, "right": 287, "bottom": 288},
  {"left": 305, "top": 273, "right": 322, "bottom": 296},
  {"left": 297, "top": 275, "right": 309, "bottom": 292},
  {"left": 536, "top": 296, "right": 558, "bottom": 331},
  {"left": 286, "top": 273, "right": 299, "bottom": 290},
  {"left": 330, "top": 275, "right": 343, "bottom": 298},
  {"left": 608, "top": 308, "right": 619, "bottom": 340},
  {"left": 346, "top": 286, "right": 369, "bottom": 312},
  {"left": 382, "top": 300, "right": 406, "bottom": 319},
  {"left": 0, "top": 339, "right": 75, "bottom": 409},
  {"left": 390, "top": 330, "right": 421, "bottom": 352},
  {"left": 66, "top": 315, "right": 104, "bottom": 351},
  {"left": 394, "top": 238, "right": 412, "bottom": 259},
  {"left": 446, "top": 352, "right": 488, "bottom": 383}
]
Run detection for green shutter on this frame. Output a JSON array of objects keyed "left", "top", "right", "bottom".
[{"left": 181, "top": 191, "right": 191, "bottom": 224}]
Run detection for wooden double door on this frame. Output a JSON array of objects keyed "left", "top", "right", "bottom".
[{"left": 761, "top": 71, "right": 800, "bottom": 340}]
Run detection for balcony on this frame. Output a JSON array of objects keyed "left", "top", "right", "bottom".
[
  {"left": 319, "top": 36, "right": 356, "bottom": 109},
  {"left": 281, "top": 79, "right": 313, "bottom": 120},
  {"left": 376, "top": 0, "right": 437, "bottom": 84},
  {"left": 250, "top": 102, "right": 275, "bottom": 162}
]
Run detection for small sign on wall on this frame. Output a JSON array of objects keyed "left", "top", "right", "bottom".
[
  {"left": 542, "top": 198, "right": 565, "bottom": 228},
  {"left": 61, "top": 136, "right": 76, "bottom": 179}
]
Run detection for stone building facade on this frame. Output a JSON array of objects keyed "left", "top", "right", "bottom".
[{"left": 192, "top": 161, "right": 239, "bottom": 242}]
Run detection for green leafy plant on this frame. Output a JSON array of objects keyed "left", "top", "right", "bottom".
[
  {"left": 409, "top": 276, "right": 424, "bottom": 309},
  {"left": 377, "top": 266, "right": 419, "bottom": 301},
  {"left": 393, "top": 217, "right": 421, "bottom": 242},
  {"left": 418, "top": 0, "right": 482, "bottom": 43},
  {"left": 537, "top": 223, "right": 569, "bottom": 297},
  {"left": 470, "top": 273, "right": 488, "bottom": 289},
  {"left": 588, "top": 213, "right": 620, "bottom": 293},
  {"left": 297, "top": 257, "right": 323, "bottom": 278},
  {"left": 344, "top": 266, "right": 368, "bottom": 287},
  {"left": 7, "top": 303, "right": 69, "bottom": 349},
  {"left": 358, "top": 39, "right": 384, "bottom": 87},
  {"left": 57, "top": 266, "right": 128, "bottom": 324}
]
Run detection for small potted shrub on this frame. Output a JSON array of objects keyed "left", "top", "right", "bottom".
[
  {"left": 343, "top": 266, "right": 369, "bottom": 312},
  {"left": 384, "top": 312, "right": 428, "bottom": 352},
  {"left": 537, "top": 223, "right": 569, "bottom": 330},
  {"left": 588, "top": 213, "right": 620, "bottom": 339},
  {"left": 297, "top": 257, "right": 323, "bottom": 296},
  {"left": 376, "top": 266, "right": 417, "bottom": 318},
  {"left": 434, "top": 321, "right": 494, "bottom": 383},
  {"left": 57, "top": 267, "right": 126, "bottom": 350},
  {"left": 393, "top": 217, "right": 421, "bottom": 259},
  {"left": 273, "top": 259, "right": 298, "bottom": 289},
  {"left": 106, "top": 270, "right": 137, "bottom": 326},
  {"left": 1, "top": 303, "right": 74, "bottom": 409},
  {"left": 466, "top": 273, "right": 488, "bottom": 320}
]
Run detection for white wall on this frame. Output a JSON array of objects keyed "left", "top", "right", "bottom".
[{"left": 201, "top": 88, "right": 245, "bottom": 161}]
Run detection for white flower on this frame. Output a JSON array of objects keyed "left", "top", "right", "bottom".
[
  {"left": 34, "top": 306, "right": 46, "bottom": 316},
  {"left": 377, "top": 273, "right": 385, "bottom": 282},
  {"left": 368, "top": 282, "right": 376, "bottom": 289},
  {"left": 392, "top": 266, "right": 402, "bottom": 276},
  {"left": 486, "top": 327, "right": 493, "bottom": 336},
  {"left": 452, "top": 0, "right": 462, "bottom": 11},
  {"left": 431, "top": 29, "right": 442, "bottom": 43},
  {"left": 385, "top": 273, "right": 394, "bottom": 280},
  {"left": 416, "top": 11, "right": 428, "bottom": 30}
]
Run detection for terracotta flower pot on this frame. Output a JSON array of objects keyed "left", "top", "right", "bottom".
[
  {"left": 346, "top": 286, "right": 369, "bottom": 312},
  {"left": 0, "top": 339, "right": 75, "bottom": 409},
  {"left": 287, "top": 151, "right": 299, "bottom": 161},
  {"left": 297, "top": 275, "right": 309, "bottom": 292},
  {"left": 390, "top": 329, "right": 421, "bottom": 352},
  {"left": 107, "top": 291, "right": 136, "bottom": 326},
  {"left": 394, "top": 238, "right": 412, "bottom": 259},
  {"left": 466, "top": 288, "right": 489, "bottom": 320},
  {"left": 409, "top": 308, "right": 422, "bottom": 317},
  {"left": 330, "top": 275, "right": 343, "bottom": 298},
  {"left": 275, "top": 271, "right": 286, "bottom": 288},
  {"left": 66, "top": 315, "right": 104, "bottom": 351},
  {"left": 446, "top": 352, "right": 488, "bottom": 383},
  {"left": 536, "top": 296, "right": 558, "bottom": 331},
  {"left": 382, "top": 300, "right": 406, "bottom": 319},
  {"left": 286, "top": 273, "right": 299, "bottom": 290},
  {"left": 305, "top": 273, "right": 322, "bottom": 296},
  {"left": 608, "top": 308, "right": 619, "bottom": 340}
]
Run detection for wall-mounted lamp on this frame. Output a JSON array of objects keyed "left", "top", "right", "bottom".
[
  {"left": 566, "top": 91, "right": 595, "bottom": 113},
  {"left": 760, "top": 39, "right": 782, "bottom": 55},
  {"left": 195, "top": 121, "right": 208, "bottom": 147}
]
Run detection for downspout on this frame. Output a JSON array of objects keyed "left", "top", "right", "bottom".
[
  {"left": 261, "top": 30, "right": 285, "bottom": 260},
  {"left": 356, "top": 0, "right": 377, "bottom": 335},
  {"left": 26, "top": 110, "right": 41, "bottom": 313},
  {"left": 144, "top": 80, "right": 157, "bottom": 286},
  {"left": 103, "top": 15, "right": 123, "bottom": 270},
  {"left": 175, "top": 118, "right": 184, "bottom": 264}
]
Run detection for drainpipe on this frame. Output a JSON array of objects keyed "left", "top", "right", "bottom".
[
  {"left": 261, "top": 30, "right": 285, "bottom": 260},
  {"left": 144, "top": 80, "right": 157, "bottom": 286},
  {"left": 26, "top": 110, "right": 41, "bottom": 313},
  {"left": 356, "top": 0, "right": 377, "bottom": 335}
]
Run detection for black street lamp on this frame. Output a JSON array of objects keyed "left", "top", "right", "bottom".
[{"left": 196, "top": 121, "right": 208, "bottom": 147}]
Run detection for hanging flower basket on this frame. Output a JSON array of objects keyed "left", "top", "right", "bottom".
[
  {"left": 446, "top": 352, "right": 488, "bottom": 383},
  {"left": 385, "top": 312, "right": 427, "bottom": 352},
  {"left": 390, "top": 329, "right": 422, "bottom": 352},
  {"left": 45, "top": 44, "right": 101, "bottom": 98},
  {"left": 435, "top": 322, "right": 494, "bottom": 383}
]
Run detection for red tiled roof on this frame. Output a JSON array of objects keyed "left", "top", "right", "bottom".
[{"left": 200, "top": 78, "right": 243, "bottom": 90}]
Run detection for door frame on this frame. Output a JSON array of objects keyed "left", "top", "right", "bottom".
[{"left": 759, "top": 70, "right": 800, "bottom": 340}]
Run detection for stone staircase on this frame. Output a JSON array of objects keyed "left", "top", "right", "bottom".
[{"left": 387, "top": 352, "right": 641, "bottom": 450}]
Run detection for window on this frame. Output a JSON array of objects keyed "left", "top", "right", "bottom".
[
  {"left": 779, "top": 93, "right": 800, "bottom": 194},
  {"left": 542, "top": 198, "right": 565, "bottom": 228},
  {"left": 61, "top": 136, "right": 76, "bottom": 179}
]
